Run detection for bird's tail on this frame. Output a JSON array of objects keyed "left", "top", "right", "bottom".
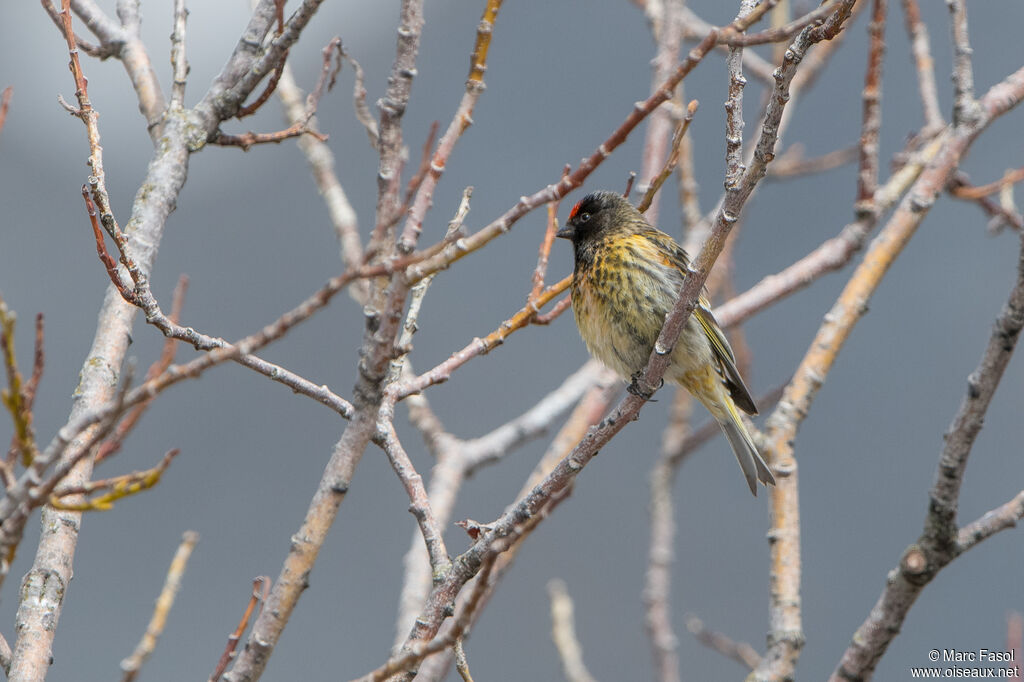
[{"left": 717, "top": 401, "right": 776, "bottom": 496}]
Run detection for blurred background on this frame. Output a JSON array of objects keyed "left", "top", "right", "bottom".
[{"left": 0, "top": 0, "right": 1022, "bottom": 680}]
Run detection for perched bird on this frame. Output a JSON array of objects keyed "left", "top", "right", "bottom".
[{"left": 557, "top": 190, "right": 775, "bottom": 495}]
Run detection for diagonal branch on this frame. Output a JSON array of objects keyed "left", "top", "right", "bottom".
[
  {"left": 750, "top": 63, "right": 1024, "bottom": 681},
  {"left": 831, "top": 225, "right": 1024, "bottom": 680}
]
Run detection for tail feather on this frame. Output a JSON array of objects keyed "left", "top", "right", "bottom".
[{"left": 718, "top": 406, "right": 776, "bottom": 496}]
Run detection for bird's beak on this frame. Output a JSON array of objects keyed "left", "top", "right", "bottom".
[{"left": 556, "top": 225, "right": 575, "bottom": 240}]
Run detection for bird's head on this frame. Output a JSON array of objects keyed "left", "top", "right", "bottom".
[{"left": 556, "top": 190, "right": 641, "bottom": 244}]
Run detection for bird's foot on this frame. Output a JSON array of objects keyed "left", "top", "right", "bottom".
[{"left": 627, "top": 372, "right": 662, "bottom": 401}]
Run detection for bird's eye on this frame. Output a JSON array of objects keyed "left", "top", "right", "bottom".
[{"left": 578, "top": 212, "right": 591, "bottom": 223}]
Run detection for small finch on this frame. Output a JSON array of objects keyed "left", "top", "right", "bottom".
[{"left": 557, "top": 190, "right": 775, "bottom": 495}]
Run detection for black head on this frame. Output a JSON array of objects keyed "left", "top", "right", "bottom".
[{"left": 556, "top": 190, "right": 638, "bottom": 243}]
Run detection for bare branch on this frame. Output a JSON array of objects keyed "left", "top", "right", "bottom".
[
  {"left": 530, "top": 184, "right": 566, "bottom": 303},
  {"left": 548, "top": 579, "right": 598, "bottom": 682},
  {"left": 638, "top": 0, "right": 683, "bottom": 226},
  {"left": 724, "top": 1, "right": 843, "bottom": 46},
  {"left": 274, "top": 58, "right": 365, "bottom": 291},
  {"left": 355, "top": 555, "right": 497, "bottom": 682},
  {"left": 678, "top": 7, "right": 775, "bottom": 85},
  {"left": 827, "top": 67, "right": 1024, "bottom": 681},
  {"left": 120, "top": 531, "right": 199, "bottom": 682},
  {"left": 856, "top": 0, "right": 886, "bottom": 208},
  {"left": 339, "top": 43, "right": 379, "bottom": 148},
  {"left": 950, "top": 171, "right": 1024, "bottom": 233},
  {"left": 169, "top": 0, "right": 188, "bottom": 109},
  {"left": 41, "top": 0, "right": 114, "bottom": 58},
  {"left": 402, "top": 377, "right": 621, "bottom": 681},
  {"left": 50, "top": 448, "right": 179, "bottom": 511},
  {"left": 767, "top": 143, "right": 858, "bottom": 179},
  {"left": 377, "top": 420, "right": 450, "bottom": 575},
  {"left": 956, "top": 491, "right": 1024, "bottom": 554},
  {"left": 397, "top": 0, "right": 504, "bottom": 254},
  {"left": 391, "top": 362, "right": 604, "bottom": 653},
  {"left": 637, "top": 100, "right": 698, "bottom": 215},
  {"left": 685, "top": 614, "right": 761, "bottom": 670},
  {"left": 901, "top": 0, "right": 944, "bottom": 133},
  {"left": 461, "top": 361, "right": 604, "bottom": 474},
  {"left": 209, "top": 577, "right": 269, "bottom": 682},
  {"left": 372, "top": 0, "right": 426, "bottom": 254},
  {"left": 951, "top": 166, "right": 1024, "bottom": 200},
  {"left": 947, "top": 0, "right": 979, "bottom": 127},
  {"left": 452, "top": 639, "right": 473, "bottom": 682},
  {"left": 715, "top": 134, "right": 947, "bottom": 330},
  {"left": 390, "top": 276, "right": 571, "bottom": 400}
]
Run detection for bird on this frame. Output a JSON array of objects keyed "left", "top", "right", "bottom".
[{"left": 556, "top": 190, "right": 775, "bottom": 495}]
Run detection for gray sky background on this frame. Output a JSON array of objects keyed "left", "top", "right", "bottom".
[{"left": 1, "top": 1, "right": 1022, "bottom": 680}]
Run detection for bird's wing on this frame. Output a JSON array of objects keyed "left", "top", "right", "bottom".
[
  {"left": 693, "top": 304, "right": 758, "bottom": 415},
  {"left": 640, "top": 228, "right": 759, "bottom": 415}
]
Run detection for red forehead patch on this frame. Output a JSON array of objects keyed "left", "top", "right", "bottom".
[{"left": 569, "top": 200, "right": 584, "bottom": 220}]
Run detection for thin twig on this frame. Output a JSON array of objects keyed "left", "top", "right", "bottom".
[
  {"left": 949, "top": 172, "right": 1024, "bottom": 233},
  {"left": 678, "top": 7, "right": 776, "bottom": 85},
  {"left": 377, "top": 420, "right": 450, "bottom": 575},
  {"left": 947, "top": 0, "right": 979, "bottom": 127},
  {"left": 339, "top": 42, "right": 378, "bottom": 148},
  {"left": 169, "top": 0, "right": 188, "bottom": 108},
  {"left": 724, "top": 0, "right": 842, "bottom": 46},
  {"left": 274, "top": 54, "right": 365, "bottom": 294},
  {"left": 120, "top": 531, "right": 199, "bottom": 682},
  {"left": 213, "top": 125, "right": 326, "bottom": 149},
  {"left": 951, "top": 166, "right": 1024, "bottom": 200},
  {"left": 1, "top": 298, "right": 41, "bottom": 468},
  {"left": 390, "top": 276, "right": 571, "bottom": 400},
  {"left": 452, "top": 639, "right": 473, "bottom": 682},
  {"left": 548, "top": 579, "right": 598, "bottom": 682},
  {"left": 62, "top": 0, "right": 167, "bottom": 130},
  {"left": 856, "top": 0, "right": 886, "bottom": 209},
  {"left": 685, "top": 614, "right": 761, "bottom": 670},
  {"left": 530, "top": 181, "right": 566, "bottom": 303},
  {"left": 637, "top": 100, "right": 698, "bottom": 215},
  {"left": 371, "top": 0, "right": 426, "bottom": 260},
  {"left": 209, "top": 577, "right": 269, "bottom": 682},
  {"left": 40, "top": 0, "right": 112, "bottom": 58},
  {"left": 901, "top": 0, "right": 944, "bottom": 133},
  {"left": 235, "top": 0, "right": 288, "bottom": 118},
  {"left": 461, "top": 361, "right": 604, "bottom": 473},
  {"left": 396, "top": 0, "right": 504, "bottom": 254},
  {"left": 216, "top": 35, "right": 339, "bottom": 149},
  {"left": 638, "top": 0, "right": 683, "bottom": 226},
  {"left": 767, "top": 144, "right": 858, "bottom": 179},
  {"left": 355, "top": 555, "right": 497, "bottom": 682}
]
